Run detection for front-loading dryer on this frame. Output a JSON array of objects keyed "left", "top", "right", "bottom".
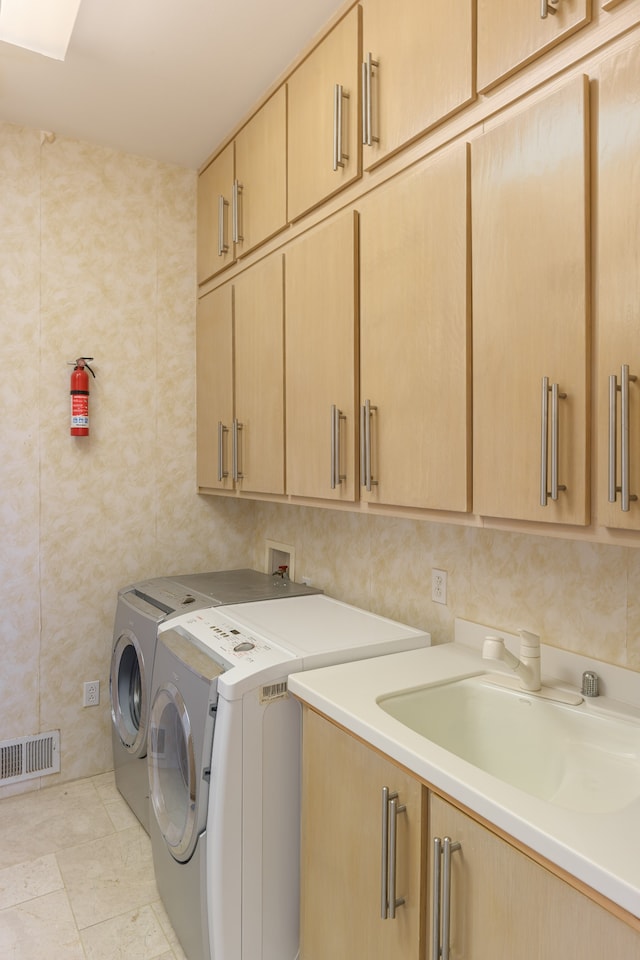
[
  {"left": 110, "top": 570, "right": 319, "bottom": 832},
  {"left": 147, "top": 594, "right": 430, "bottom": 960}
]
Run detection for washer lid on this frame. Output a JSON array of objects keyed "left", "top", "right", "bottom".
[{"left": 163, "top": 595, "right": 430, "bottom": 699}]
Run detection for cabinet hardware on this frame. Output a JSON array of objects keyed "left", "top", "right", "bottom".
[
  {"left": 217, "top": 194, "right": 230, "bottom": 256},
  {"left": 432, "top": 835, "right": 461, "bottom": 960},
  {"left": 232, "top": 419, "right": 244, "bottom": 482},
  {"left": 360, "top": 400, "right": 378, "bottom": 492},
  {"left": 330, "top": 404, "right": 346, "bottom": 489},
  {"left": 333, "top": 83, "right": 350, "bottom": 171},
  {"left": 540, "top": 0, "right": 559, "bottom": 17},
  {"left": 217, "top": 421, "right": 229, "bottom": 482},
  {"left": 608, "top": 364, "right": 638, "bottom": 511},
  {"left": 232, "top": 180, "right": 243, "bottom": 244},
  {"left": 380, "top": 786, "right": 406, "bottom": 920},
  {"left": 361, "top": 53, "right": 380, "bottom": 147},
  {"left": 540, "top": 377, "right": 567, "bottom": 506}
]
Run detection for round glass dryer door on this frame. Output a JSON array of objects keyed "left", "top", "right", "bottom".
[
  {"left": 148, "top": 682, "right": 198, "bottom": 863},
  {"left": 110, "top": 631, "right": 147, "bottom": 757}
]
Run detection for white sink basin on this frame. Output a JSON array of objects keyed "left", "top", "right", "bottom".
[{"left": 378, "top": 675, "right": 640, "bottom": 814}]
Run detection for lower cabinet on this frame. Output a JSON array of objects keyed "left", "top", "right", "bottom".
[
  {"left": 300, "top": 708, "right": 640, "bottom": 960},
  {"left": 300, "top": 707, "right": 426, "bottom": 960}
]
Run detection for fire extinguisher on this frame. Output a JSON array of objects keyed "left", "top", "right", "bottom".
[{"left": 69, "top": 357, "right": 96, "bottom": 437}]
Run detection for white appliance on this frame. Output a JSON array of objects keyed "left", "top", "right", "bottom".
[
  {"left": 148, "top": 594, "right": 430, "bottom": 960},
  {"left": 110, "top": 570, "right": 319, "bottom": 831}
]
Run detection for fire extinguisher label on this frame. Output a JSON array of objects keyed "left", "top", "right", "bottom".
[{"left": 71, "top": 394, "right": 89, "bottom": 426}]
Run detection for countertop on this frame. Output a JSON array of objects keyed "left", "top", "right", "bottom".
[{"left": 288, "top": 629, "right": 640, "bottom": 921}]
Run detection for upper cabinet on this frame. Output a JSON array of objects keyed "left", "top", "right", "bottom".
[
  {"left": 359, "top": 143, "right": 471, "bottom": 512},
  {"left": 197, "top": 142, "right": 235, "bottom": 285},
  {"left": 197, "top": 89, "right": 287, "bottom": 285},
  {"left": 287, "top": 6, "right": 362, "bottom": 222},
  {"left": 597, "top": 42, "right": 640, "bottom": 531},
  {"left": 472, "top": 76, "right": 590, "bottom": 525},
  {"left": 234, "top": 87, "right": 287, "bottom": 259},
  {"left": 360, "top": 0, "right": 475, "bottom": 169},
  {"left": 285, "top": 210, "right": 359, "bottom": 502},
  {"left": 477, "top": 0, "right": 591, "bottom": 92},
  {"left": 196, "top": 254, "right": 285, "bottom": 496}
]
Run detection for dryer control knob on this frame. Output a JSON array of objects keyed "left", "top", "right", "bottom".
[{"left": 234, "top": 641, "right": 255, "bottom": 653}]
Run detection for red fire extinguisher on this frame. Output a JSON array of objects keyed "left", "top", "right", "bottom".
[{"left": 69, "top": 357, "right": 96, "bottom": 437}]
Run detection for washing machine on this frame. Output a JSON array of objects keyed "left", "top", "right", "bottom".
[
  {"left": 147, "top": 594, "right": 430, "bottom": 960},
  {"left": 110, "top": 569, "right": 319, "bottom": 832}
]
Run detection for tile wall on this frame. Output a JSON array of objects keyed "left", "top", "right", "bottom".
[{"left": 0, "top": 122, "right": 256, "bottom": 798}]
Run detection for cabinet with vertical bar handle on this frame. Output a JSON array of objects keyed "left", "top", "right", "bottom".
[
  {"left": 360, "top": 0, "right": 475, "bottom": 170},
  {"left": 196, "top": 253, "right": 285, "bottom": 495},
  {"left": 596, "top": 41, "right": 640, "bottom": 531},
  {"left": 476, "top": 0, "right": 591, "bottom": 93},
  {"left": 300, "top": 707, "right": 426, "bottom": 960},
  {"left": 471, "top": 74, "right": 590, "bottom": 525},
  {"left": 285, "top": 209, "right": 359, "bottom": 503},
  {"left": 197, "top": 87, "right": 287, "bottom": 285},
  {"left": 287, "top": 4, "right": 362, "bottom": 222}
]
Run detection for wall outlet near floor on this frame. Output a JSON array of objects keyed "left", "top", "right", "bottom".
[
  {"left": 431, "top": 569, "right": 448, "bottom": 605},
  {"left": 83, "top": 680, "right": 100, "bottom": 707}
]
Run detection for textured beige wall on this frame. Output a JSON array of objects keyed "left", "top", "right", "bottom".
[
  {"left": 248, "top": 502, "right": 640, "bottom": 672},
  {"left": 0, "top": 123, "right": 256, "bottom": 797}
]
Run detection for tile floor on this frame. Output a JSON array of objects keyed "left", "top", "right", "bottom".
[{"left": 0, "top": 772, "right": 187, "bottom": 960}]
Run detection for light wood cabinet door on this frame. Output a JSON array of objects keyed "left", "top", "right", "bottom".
[
  {"left": 429, "top": 793, "right": 640, "bottom": 960},
  {"left": 196, "top": 284, "right": 233, "bottom": 490},
  {"left": 597, "top": 42, "right": 640, "bottom": 530},
  {"left": 234, "top": 254, "right": 285, "bottom": 495},
  {"left": 301, "top": 709, "right": 426, "bottom": 960},
  {"left": 359, "top": 143, "right": 471, "bottom": 511},
  {"left": 287, "top": 6, "right": 361, "bottom": 222},
  {"left": 477, "top": 0, "right": 591, "bottom": 93},
  {"left": 361, "top": 0, "right": 475, "bottom": 169},
  {"left": 197, "top": 142, "right": 235, "bottom": 284},
  {"left": 472, "top": 76, "right": 590, "bottom": 525},
  {"left": 234, "top": 87, "right": 287, "bottom": 258},
  {"left": 285, "top": 210, "right": 359, "bottom": 502}
]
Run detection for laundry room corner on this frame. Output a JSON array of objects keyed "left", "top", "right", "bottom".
[{"left": 0, "top": 122, "right": 257, "bottom": 799}]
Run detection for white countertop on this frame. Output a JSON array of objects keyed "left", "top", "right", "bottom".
[{"left": 288, "top": 629, "right": 640, "bottom": 920}]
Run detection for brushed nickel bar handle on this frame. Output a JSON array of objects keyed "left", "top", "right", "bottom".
[
  {"left": 387, "top": 796, "right": 406, "bottom": 920},
  {"left": 540, "top": 377, "right": 566, "bottom": 506},
  {"left": 217, "top": 421, "right": 228, "bottom": 482},
  {"left": 330, "top": 405, "right": 346, "bottom": 489},
  {"left": 362, "top": 53, "right": 379, "bottom": 146},
  {"left": 540, "top": 376, "right": 550, "bottom": 506},
  {"left": 333, "top": 84, "right": 349, "bottom": 170},
  {"left": 442, "top": 837, "right": 461, "bottom": 960},
  {"left": 541, "top": 0, "right": 558, "bottom": 18},
  {"left": 621, "top": 364, "right": 638, "bottom": 511},
  {"left": 232, "top": 179, "right": 243, "bottom": 244},
  {"left": 609, "top": 373, "right": 618, "bottom": 503},
  {"left": 381, "top": 786, "right": 390, "bottom": 919},
  {"left": 361, "top": 399, "right": 378, "bottom": 492},
  {"left": 232, "top": 419, "right": 243, "bottom": 482},
  {"left": 432, "top": 837, "right": 442, "bottom": 960},
  {"left": 217, "top": 195, "right": 229, "bottom": 256}
]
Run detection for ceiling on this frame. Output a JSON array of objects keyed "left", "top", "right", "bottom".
[{"left": 0, "top": 0, "right": 346, "bottom": 169}]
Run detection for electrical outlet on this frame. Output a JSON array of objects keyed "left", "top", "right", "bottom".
[
  {"left": 83, "top": 680, "right": 100, "bottom": 707},
  {"left": 431, "top": 569, "right": 448, "bottom": 605}
]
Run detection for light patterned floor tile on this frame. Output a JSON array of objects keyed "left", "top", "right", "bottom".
[
  {"left": 0, "top": 853, "right": 63, "bottom": 909},
  {"left": 0, "top": 888, "right": 85, "bottom": 959},
  {"left": 80, "top": 903, "right": 170, "bottom": 960},
  {"left": 57, "top": 824, "right": 158, "bottom": 929}
]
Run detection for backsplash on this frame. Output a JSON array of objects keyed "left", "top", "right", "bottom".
[{"left": 247, "top": 502, "right": 640, "bottom": 672}]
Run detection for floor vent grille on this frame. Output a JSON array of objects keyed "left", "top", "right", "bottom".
[{"left": 0, "top": 731, "right": 60, "bottom": 785}]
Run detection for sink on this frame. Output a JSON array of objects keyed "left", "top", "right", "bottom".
[{"left": 378, "top": 675, "right": 640, "bottom": 814}]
